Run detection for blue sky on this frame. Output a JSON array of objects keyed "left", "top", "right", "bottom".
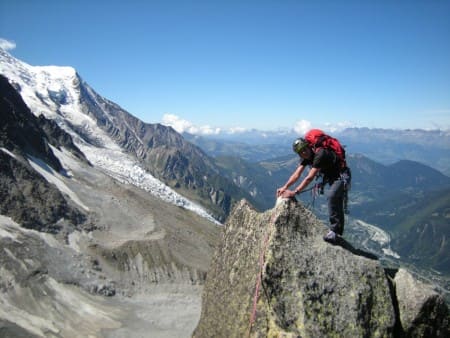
[{"left": 1, "top": 0, "right": 449, "bottom": 133}]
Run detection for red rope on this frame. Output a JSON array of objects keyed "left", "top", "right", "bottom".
[{"left": 247, "top": 210, "right": 279, "bottom": 337}]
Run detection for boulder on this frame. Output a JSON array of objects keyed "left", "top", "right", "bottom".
[
  {"left": 193, "top": 198, "right": 397, "bottom": 337},
  {"left": 394, "top": 268, "right": 449, "bottom": 337}
]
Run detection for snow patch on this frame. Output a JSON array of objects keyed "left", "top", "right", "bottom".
[
  {"left": 27, "top": 155, "right": 90, "bottom": 211},
  {"left": 49, "top": 145, "right": 80, "bottom": 177},
  {"left": 1, "top": 147, "right": 17, "bottom": 159}
]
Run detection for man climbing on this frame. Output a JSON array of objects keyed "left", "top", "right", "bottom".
[{"left": 276, "top": 130, "right": 350, "bottom": 243}]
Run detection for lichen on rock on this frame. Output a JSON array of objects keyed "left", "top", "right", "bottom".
[{"left": 194, "top": 198, "right": 448, "bottom": 338}]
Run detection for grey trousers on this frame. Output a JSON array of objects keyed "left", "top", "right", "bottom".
[{"left": 327, "top": 179, "right": 345, "bottom": 235}]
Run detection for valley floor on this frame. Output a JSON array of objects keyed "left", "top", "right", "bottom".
[{"left": 0, "top": 148, "right": 219, "bottom": 338}]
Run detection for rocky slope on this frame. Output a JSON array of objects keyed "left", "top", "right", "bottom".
[
  {"left": 77, "top": 81, "right": 258, "bottom": 220},
  {"left": 194, "top": 198, "right": 449, "bottom": 337},
  {"left": 0, "top": 73, "right": 221, "bottom": 337},
  {"left": 0, "top": 74, "right": 88, "bottom": 232}
]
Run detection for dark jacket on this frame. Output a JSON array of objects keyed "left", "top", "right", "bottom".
[{"left": 301, "top": 148, "right": 340, "bottom": 184}]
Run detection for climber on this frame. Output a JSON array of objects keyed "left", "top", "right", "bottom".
[{"left": 276, "top": 130, "right": 350, "bottom": 244}]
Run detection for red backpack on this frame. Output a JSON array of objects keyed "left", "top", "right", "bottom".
[{"left": 305, "top": 129, "right": 347, "bottom": 169}]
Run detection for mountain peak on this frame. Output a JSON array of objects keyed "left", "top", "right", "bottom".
[
  {"left": 0, "top": 48, "right": 77, "bottom": 78},
  {"left": 0, "top": 48, "right": 82, "bottom": 120},
  {"left": 194, "top": 198, "right": 449, "bottom": 337}
]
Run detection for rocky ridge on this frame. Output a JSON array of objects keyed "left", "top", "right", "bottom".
[
  {"left": 76, "top": 82, "right": 258, "bottom": 220},
  {"left": 0, "top": 74, "right": 88, "bottom": 233},
  {"left": 194, "top": 198, "right": 449, "bottom": 337}
]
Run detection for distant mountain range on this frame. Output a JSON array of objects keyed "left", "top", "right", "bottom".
[
  {"left": 211, "top": 152, "right": 450, "bottom": 209},
  {"left": 184, "top": 127, "right": 450, "bottom": 176}
]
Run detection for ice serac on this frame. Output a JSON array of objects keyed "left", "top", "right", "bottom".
[{"left": 193, "top": 198, "right": 449, "bottom": 338}]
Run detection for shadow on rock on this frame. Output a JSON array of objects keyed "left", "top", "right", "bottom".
[{"left": 334, "top": 236, "right": 379, "bottom": 260}]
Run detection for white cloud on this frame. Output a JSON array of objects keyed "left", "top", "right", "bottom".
[
  {"left": 0, "top": 38, "right": 16, "bottom": 51},
  {"left": 161, "top": 114, "right": 221, "bottom": 135},
  {"left": 293, "top": 119, "right": 357, "bottom": 135},
  {"left": 162, "top": 114, "right": 358, "bottom": 137},
  {"left": 323, "top": 121, "right": 355, "bottom": 133},
  {"left": 227, "top": 126, "right": 248, "bottom": 134},
  {"left": 293, "top": 119, "right": 312, "bottom": 135}
]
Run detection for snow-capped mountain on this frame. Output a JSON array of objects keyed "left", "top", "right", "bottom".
[
  {"left": 1, "top": 48, "right": 253, "bottom": 223},
  {"left": 1, "top": 72, "right": 221, "bottom": 337}
]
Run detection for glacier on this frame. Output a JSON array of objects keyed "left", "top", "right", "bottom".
[{"left": 0, "top": 48, "right": 220, "bottom": 225}]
